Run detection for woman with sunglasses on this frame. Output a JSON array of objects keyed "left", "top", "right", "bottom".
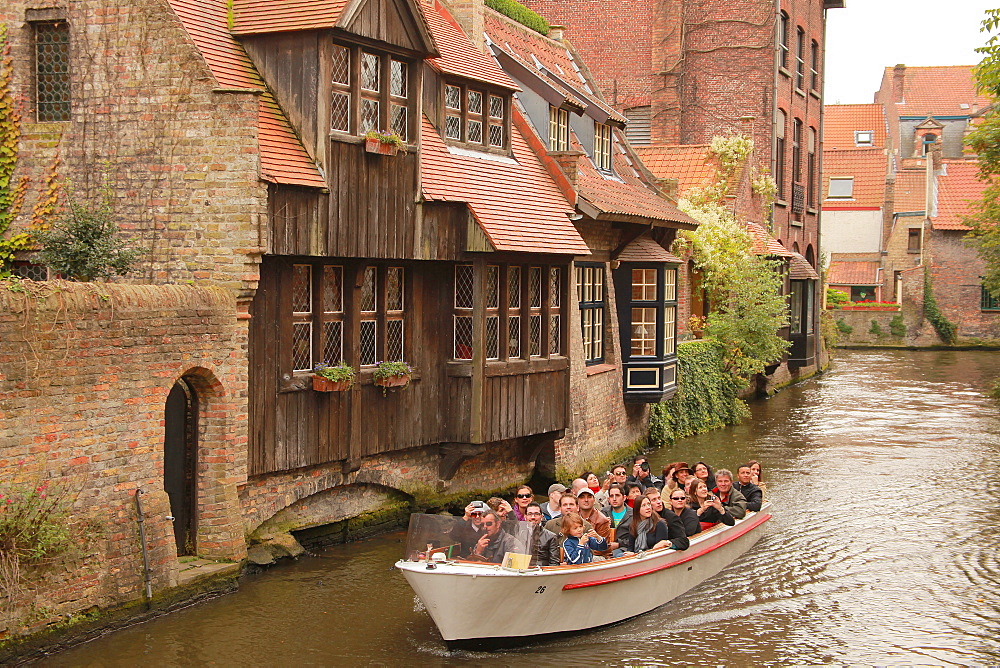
[
  {"left": 511, "top": 485, "right": 534, "bottom": 521},
  {"left": 666, "top": 487, "right": 701, "bottom": 536}
]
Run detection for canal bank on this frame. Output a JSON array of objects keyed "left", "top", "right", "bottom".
[{"left": 30, "top": 349, "right": 1000, "bottom": 666}]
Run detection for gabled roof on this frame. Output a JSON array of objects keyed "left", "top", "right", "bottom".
[
  {"left": 823, "top": 104, "right": 887, "bottom": 150},
  {"left": 934, "top": 160, "right": 985, "bottom": 231},
  {"left": 894, "top": 169, "right": 927, "bottom": 214},
  {"left": 168, "top": 0, "right": 327, "bottom": 190},
  {"left": 746, "top": 222, "right": 792, "bottom": 257},
  {"left": 880, "top": 65, "right": 990, "bottom": 117},
  {"left": 828, "top": 261, "right": 880, "bottom": 285},
  {"left": 821, "top": 149, "right": 887, "bottom": 209},
  {"left": 484, "top": 12, "right": 695, "bottom": 228},
  {"left": 426, "top": 1, "right": 518, "bottom": 90},
  {"left": 617, "top": 235, "right": 682, "bottom": 263},
  {"left": 419, "top": 115, "right": 588, "bottom": 255}
]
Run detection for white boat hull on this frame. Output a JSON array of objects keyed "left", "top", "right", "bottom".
[{"left": 397, "top": 504, "right": 772, "bottom": 642}]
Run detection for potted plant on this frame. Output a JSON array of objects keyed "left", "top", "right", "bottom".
[
  {"left": 364, "top": 130, "right": 405, "bottom": 156},
  {"left": 688, "top": 314, "right": 706, "bottom": 339},
  {"left": 312, "top": 361, "right": 356, "bottom": 392},
  {"left": 372, "top": 360, "right": 412, "bottom": 393}
]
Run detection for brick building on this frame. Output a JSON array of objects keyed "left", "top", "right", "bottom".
[
  {"left": 1, "top": 0, "right": 693, "bottom": 642},
  {"left": 821, "top": 65, "right": 1000, "bottom": 342},
  {"left": 520, "top": 0, "right": 842, "bottom": 372}
]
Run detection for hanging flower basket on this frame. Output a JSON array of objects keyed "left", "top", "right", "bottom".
[
  {"left": 311, "top": 361, "right": 356, "bottom": 392},
  {"left": 364, "top": 131, "right": 405, "bottom": 156},
  {"left": 312, "top": 376, "right": 352, "bottom": 392},
  {"left": 373, "top": 374, "right": 410, "bottom": 389},
  {"left": 372, "top": 361, "right": 413, "bottom": 394}
]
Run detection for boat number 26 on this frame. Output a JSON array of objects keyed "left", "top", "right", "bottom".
[{"left": 534, "top": 586, "right": 546, "bottom": 594}]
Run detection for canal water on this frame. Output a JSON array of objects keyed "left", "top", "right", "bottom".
[{"left": 41, "top": 350, "right": 1000, "bottom": 666}]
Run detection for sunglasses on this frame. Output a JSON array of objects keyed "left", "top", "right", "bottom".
[
  {"left": 515, "top": 493, "right": 532, "bottom": 499},
  {"left": 470, "top": 512, "right": 483, "bottom": 516},
  {"left": 670, "top": 496, "right": 686, "bottom": 500},
  {"left": 483, "top": 522, "right": 496, "bottom": 527}
]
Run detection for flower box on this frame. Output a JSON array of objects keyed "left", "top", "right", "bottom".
[
  {"left": 838, "top": 304, "right": 899, "bottom": 311},
  {"left": 373, "top": 374, "right": 410, "bottom": 389},
  {"left": 313, "top": 375, "right": 352, "bottom": 392},
  {"left": 365, "top": 137, "right": 399, "bottom": 156}
]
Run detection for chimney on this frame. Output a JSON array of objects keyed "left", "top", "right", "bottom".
[
  {"left": 441, "top": 0, "right": 485, "bottom": 52},
  {"left": 548, "top": 25, "right": 566, "bottom": 41},
  {"left": 550, "top": 150, "right": 585, "bottom": 190},
  {"left": 893, "top": 64, "right": 906, "bottom": 103}
]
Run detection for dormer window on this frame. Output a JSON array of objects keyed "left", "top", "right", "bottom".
[
  {"left": 442, "top": 82, "right": 508, "bottom": 150},
  {"left": 594, "top": 122, "right": 612, "bottom": 171},
  {"left": 549, "top": 106, "right": 569, "bottom": 151},
  {"left": 854, "top": 131, "right": 874, "bottom": 147},
  {"left": 330, "top": 43, "right": 412, "bottom": 142}
]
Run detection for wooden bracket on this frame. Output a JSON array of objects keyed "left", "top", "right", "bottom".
[
  {"left": 610, "top": 224, "right": 653, "bottom": 260},
  {"left": 438, "top": 443, "right": 486, "bottom": 481}
]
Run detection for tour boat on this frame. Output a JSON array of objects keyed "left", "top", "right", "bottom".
[{"left": 396, "top": 502, "right": 772, "bottom": 645}]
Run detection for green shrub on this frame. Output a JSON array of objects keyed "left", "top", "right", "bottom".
[
  {"left": 826, "top": 288, "right": 850, "bottom": 307},
  {"left": 869, "top": 319, "right": 884, "bottom": 337},
  {"left": 835, "top": 318, "right": 853, "bottom": 334},
  {"left": 484, "top": 0, "right": 549, "bottom": 35},
  {"left": 923, "top": 267, "right": 957, "bottom": 344},
  {"left": 889, "top": 314, "right": 906, "bottom": 337},
  {"left": 649, "top": 340, "right": 750, "bottom": 445}
]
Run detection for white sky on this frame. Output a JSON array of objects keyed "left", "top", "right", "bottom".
[{"left": 824, "top": 1, "right": 996, "bottom": 104}]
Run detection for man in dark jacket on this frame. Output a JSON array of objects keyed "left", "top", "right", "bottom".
[
  {"left": 601, "top": 484, "right": 632, "bottom": 532},
  {"left": 713, "top": 469, "right": 747, "bottom": 520},
  {"left": 524, "top": 503, "right": 559, "bottom": 566},
  {"left": 627, "top": 456, "right": 662, "bottom": 492},
  {"left": 469, "top": 510, "right": 519, "bottom": 563},
  {"left": 734, "top": 464, "right": 763, "bottom": 512}
]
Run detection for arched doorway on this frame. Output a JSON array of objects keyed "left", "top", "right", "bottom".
[{"left": 164, "top": 377, "right": 198, "bottom": 555}]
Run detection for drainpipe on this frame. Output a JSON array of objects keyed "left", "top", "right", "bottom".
[{"left": 134, "top": 488, "right": 153, "bottom": 604}]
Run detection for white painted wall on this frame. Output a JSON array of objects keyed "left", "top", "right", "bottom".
[{"left": 820, "top": 209, "right": 883, "bottom": 253}]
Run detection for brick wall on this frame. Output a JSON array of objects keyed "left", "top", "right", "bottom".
[
  {"left": 929, "top": 229, "right": 1000, "bottom": 340},
  {"left": 0, "top": 282, "right": 247, "bottom": 635},
  {"left": 4, "top": 0, "right": 267, "bottom": 294}
]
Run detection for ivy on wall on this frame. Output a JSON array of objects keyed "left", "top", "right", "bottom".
[
  {"left": 923, "top": 267, "right": 957, "bottom": 344},
  {"left": 649, "top": 340, "right": 750, "bottom": 445},
  {"left": 0, "top": 26, "right": 32, "bottom": 276}
]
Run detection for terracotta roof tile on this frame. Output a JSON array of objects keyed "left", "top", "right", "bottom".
[
  {"left": 934, "top": 160, "right": 986, "bottom": 231},
  {"left": 169, "top": 0, "right": 326, "bottom": 189},
  {"left": 823, "top": 104, "right": 887, "bottom": 150},
  {"left": 789, "top": 252, "right": 819, "bottom": 280},
  {"left": 420, "top": 115, "right": 588, "bottom": 254},
  {"left": 881, "top": 65, "right": 990, "bottom": 118},
  {"left": 485, "top": 11, "right": 585, "bottom": 90},
  {"left": 426, "top": 1, "right": 518, "bottom": 90},
  {"left": 821, "top": 149, "right": 887, "bottom": 209},
  {"left": 828, "top": 261, "right": 879, "bottom": 285},
  {"left": 894, "top": 169, "right": 926, "bottom": 214},
  {"left": 632, "top": 145, "right": 722, "bottom": 196},
  {"left": 746, "top": 222, "right": 792, "bottom": 257},
  {"left": 231, "top": 0, "right": 348, "bottom": 35},
  {"left": 617, "top": 235, "right": 682, "bottom": 263}
]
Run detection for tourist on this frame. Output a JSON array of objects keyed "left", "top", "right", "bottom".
[
  {"left": 733, "top": 465, "right": 763, "bottom": 512},
  {"left": 624, "top": 481, "right": 643, "bottom": 508},
  {"left": 688, "top": 479, "right": 734, "bottom": 531},
  {"left": 618, "top": 495, "right": 688, "bottom": 554},
  {"left": 576, "top": 487, "right": 615, "bottom": 555},
  {"left": 712, "top": 469, "right": 746, "bottom": 520},
  {"left": 542, "top": 483, "right": 567, "bottom": 521},
  {"left": 560, "top": 512, "right": 607, "bottom": 565},
  {"left": 487, "top": 496, "right": 513, "bottom": 522},
  {"left": 511, "top": 485, "right": 534, "bottom": 521},
  {"left": 455, "top": 500, "right": 491, "bottom": 553},
  {"left": 645, "top": 487, "right": 666, "bottom": 516},
  {"left": 693, "top": 461, "right": 716, "bottom": 490},
  {"left": 570, "top": 477, "right": 588, "bottom": 496},
  {"left": 663, "top": 462, "right": 692, "bottom": 495},
  {"left": 524, "top": 503, "right": 559, "bottom": 567},
  {"left": 582, "top": 471, "right": 609, "bottom": 510},
  {"left": 748, "top": 460, "right": 767, "bottom": 496},
  {"left": 544, "top": 492, "right": 594, "bottom": 535},
  {"left": 627, "top": 455, "right": 661, "bottom": 491},
  {"left": 666, "top": 487, "right": 700, "bottom": 536},
  {"left": 469, "top": 510, "right": 519, "bottom": 563},
  {"left": 609, "top": 464, "right": 629, "bottom": 492},
  {"left": 601, "top": 484, "right": 632, "bottom": 533}
]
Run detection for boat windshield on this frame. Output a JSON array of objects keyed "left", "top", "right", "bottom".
[{"left": 402, "top": 513, "right": 542, "bottom": 567}]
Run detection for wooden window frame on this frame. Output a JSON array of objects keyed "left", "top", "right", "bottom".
[
  {"left": 810, "top": 39, "right": 820, "bottom": 91},
  {"left": 577, "top": 262, "right": 605, "bottom": 365},
  {"left": 775, "top": 109, "right": 786, "bottom": 200},
  {"left": 329, "top": 42, "right": 414, "bottom": 142},
  {"left": 594, "top": 121, "right": 613, "bottom": 171},
  {"left": 778, "top": 12, "right": 790, "bottom": 70},
  {"left": 795, "top": 27, "right": 805, "bottom": 90},
  {"left": 807, "top": 126, "right": 817, "bottom": 208},
  {"left": 792, "top": 118, "right": 802, "bottom": 184},
  {"left": 981, "top": 285, "right": 1000, "bottom": 311},
  {"left": 441, "top": 80, "right": 511, "bottom": 153},
  {"left": 549, "top": 106, "right": 570, "bottom": 151}
]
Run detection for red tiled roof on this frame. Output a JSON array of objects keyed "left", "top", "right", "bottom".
[
  {"left": 881, "top": 65, "right": 990, "bottom": 117},
  {"left": 823, "top": 104, "right": 887, "bottom": 150},
  {"left": 231, "top": 0, "right": 348, "bottom": 35},
  {"left": 934, "top": 160, "right": 986, "bottom": 231},
  {"left": 420, "top": 115, "right": 588, "bottom": 254},
  {"left": 821, "top": 149, "right": 887, "bottom": 209},
  {"left": 746, "top": 222, "right": 792, "bottom": 257},
  {"left": 893, "top": 169, "right": 927, "bottom": 213},
  {"left": 168, "top": 0, "right": 327, "bottom": 189},
  {"left": 617, "top": 234, "right": 682, "bottom": 264},
  {"left": 427, "top": 1, "right": 518, "bottom": 90},
  {"left": 485, "top": 11, "right": 585, "bottom": 89},
  {"left": 633, "top": 145, "right": 718, "bottom": 196},
  {"left": 828, "top": 261, "right": 879, "bottom": 285},
  {"left": 789, "top": 252, "right": 819, "bottom": 280}
]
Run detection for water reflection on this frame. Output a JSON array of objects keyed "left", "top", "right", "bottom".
[{"left": 41, "top": 350, "right": 1000, "bottom": 666}]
